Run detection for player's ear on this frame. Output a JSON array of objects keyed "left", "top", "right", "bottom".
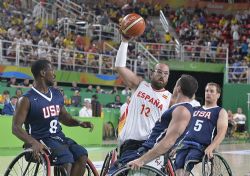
[
  {"left": 177, "top": 85, "right": 181, "bottom": 93},
  {"left": 217, "top": 93, "right": 221, "bottom": 99},
  {"left": 149, "top": 69, "right": 154, "bottom": 79},
  {"left": 40, "top": 70, "right": 46, "bottom": 77}
]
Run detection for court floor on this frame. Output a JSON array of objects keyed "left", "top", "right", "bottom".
[{"left": 0, "top": 143, "right": 250, "bottom": 175}]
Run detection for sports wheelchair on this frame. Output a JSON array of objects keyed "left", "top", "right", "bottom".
[
  {"left": 101, "top": 150, "right": 232, "bottom": 176},
  {"left": 4, "top": 148, "right": 99, "bottom": 176},
  {"left": 100, "top": 149, "right": 175, "bottom": 176}
]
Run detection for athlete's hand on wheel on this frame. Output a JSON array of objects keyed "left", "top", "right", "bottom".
[
  {"left": 79, "top": 121, "right": 94, "bottom": 132},
  {"left": 205, "top": 145, "right": 214, "bottom": 159},
  {"left": 31, "top": 140, "right": 46, "bottom": 160},
  {"left": 127, "top": 158, "right": 145, "bottom": 170}
]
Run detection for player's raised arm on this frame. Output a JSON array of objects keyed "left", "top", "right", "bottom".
[{"left": 115, "top": 39, "right": 143, "bottom": 90}]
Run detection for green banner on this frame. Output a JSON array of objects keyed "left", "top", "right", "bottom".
[
  {"left": 165, "top": 61, "right": 225, "bottom": 73},
  {"left": 0, "top": 116, "right": 103, "bottom": 147}
]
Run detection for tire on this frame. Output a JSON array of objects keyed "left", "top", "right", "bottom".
[
  {"left": 111, "top": 165, "right": 166, "bottom": 176},
  {"left": 85, "top": 158, "right": 99, "bottom": 176},
  {"left": 100, "top": 151, "right": 112, "bottom": 176},
  {"left": 202, "top": 153, "right": 233, "bottom": 176},
  {"left": 164, "top": 156, "right": 175, "bottom": 176},
  {"left": 54, "top": 166, "right": 67, "bottom": 176},
  {"left": 4, "top": 149, "right": 50, "bottom": 176}
]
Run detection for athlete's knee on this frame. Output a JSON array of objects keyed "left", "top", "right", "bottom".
[{"left": 76, "top": 155, "right": 88, "bottom": 165}]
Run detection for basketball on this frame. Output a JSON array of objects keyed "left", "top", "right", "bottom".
[{"left": 120, "top": 13, "right": 146, "bottom": 38}]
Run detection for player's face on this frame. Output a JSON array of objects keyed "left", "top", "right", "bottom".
[
  {"left": 151, "top": 64, "right": 169, "bottom": 90},
  {"left": 205, "top": 85, "right": 220, "bottom": 104},
  {"left": 44, "top": 64, "right": 56, "bottom": 86}
]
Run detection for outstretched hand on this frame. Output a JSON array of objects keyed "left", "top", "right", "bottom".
[
  {"left": 119, "top": 18, "right": 134, "bottom": 42},
  {"left": 79, "top": 121, "right": 94, "bottom": 132}
]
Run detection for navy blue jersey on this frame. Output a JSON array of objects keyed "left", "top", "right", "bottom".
[
  {"left": 183, "top": 106, "right": 222, "bottom": 146},
  {"left": 142, "top": 102, "right": 193, "bottom": 149},
  {"left": 24, "top": 87, "right": 64, "bottom": 139}
]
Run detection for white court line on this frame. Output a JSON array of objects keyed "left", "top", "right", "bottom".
[
  {"left": 221, "top": 150, "right": 250, "bottom": 155},
  {"left": 92, "top": 161, "right": 104, "bottom": 170}
]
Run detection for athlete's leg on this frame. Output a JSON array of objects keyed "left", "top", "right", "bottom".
[
  {"left": 175, "top": 148, "right": 190, "bottom": 176},
  {"left": 67, "top": 137, "right": 88, "bottom": 176}
]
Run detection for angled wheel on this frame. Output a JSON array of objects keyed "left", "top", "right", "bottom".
[
  {"left": 111, "top": 165, "right": 166, "bottom": 176},
  {"left": 100, "top": 149, "right": 117, "bottom": 176},
  {"left": 100, "top": 151, "right": 112, "bottom": 176},
  {"left": 164, "top": 156, "right": 175, "bottom": 176},
  {"left": 202, "top": 153, "right": 232, "bottom": 176},
  {"left": 85, "top": 158, "right": 99, "bottom": 176},
  {"left": 54, "top": 166, "right": 67, "bottom": 176},
  {"left": 4, "top": 149, "right": 50, "bottom": 176}
]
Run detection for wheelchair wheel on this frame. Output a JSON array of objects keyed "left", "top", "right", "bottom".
[
  {"left": 100, "top": 151, "right": 112, "bottom": 176},
  {"left": 54, "top": 166, "right": 67, "bottom": 176},
  {"left": 100, "top": 149, "right": 117, "bottom": 176},
  {"left": 4, "top": 149, "right": 50, "bottom": 176},
  {"left": 84, "top": 158, "right": 99, "bottom": 176},
  {"left": 164, "top": 157, "right": 175, "bottom": 176},
  {"left": 202, "top": 153, "right": 233, "bottom": 176},
  {"left": 111, "top": 165, "right": 166, "bottom": 176}
]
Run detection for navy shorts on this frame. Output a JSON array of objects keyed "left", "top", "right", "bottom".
[
  {"left": 40, "top": 135, "right": 88, "bottom": 165},
  {"left": 175, "top": 143, "right": 204, "bottom": 172}
]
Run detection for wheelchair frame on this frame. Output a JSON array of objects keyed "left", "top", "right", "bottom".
[
  {"left": 101, "top": 149, "right": 233, "bottom": 176},
  {"left": 4, "top": 148, "right": 99, "bottom": 176}
]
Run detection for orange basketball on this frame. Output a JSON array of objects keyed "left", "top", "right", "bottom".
[{"left": 120, "top": 13, "right": 146, "bottom": 38}]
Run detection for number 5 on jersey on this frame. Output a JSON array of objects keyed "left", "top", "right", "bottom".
[
  {"left": 141, "top": 104, "right": 151, "bottom": 117},
  {"left": 194, "top": 119, "right": 204, "bottom": 131}
]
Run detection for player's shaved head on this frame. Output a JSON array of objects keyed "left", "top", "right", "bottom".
[{"left": 31, "top": 59, "right": 51, "bottom": 79}]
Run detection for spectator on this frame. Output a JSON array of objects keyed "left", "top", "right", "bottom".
[
  {"left": 71, "top": 81, "right": 81, "bottom": 92},
  {"left": 91, "top": 94, "right": 102, "bottom": 117},
  {"left": 15, "top": 88, "right": 23, "bottom": 99},
  {"left": 63, "top": 94, "right": 71, "bottom": 107},
  {"left": 227, "top": 109, "right": 236, "bottom": 137},
  {"left": 86, "top": 85, "right": 93, "bottom": 93},
  {"left": 79, "top": 100, "right": 93, "bottom": 117},
  {"left": 121, "top": 86, "right": 131, "bottom": 96},
  {"left": 7, "top": 77, "right": 18, "bottom": 87},
  {"left": 164, "top": 32, "right": 171, "bottom": 43},
  {"left": 109, "top": 86, "right": 119, "bottom": 94},
  {"left": 233, "top": 107, "right": 247, "bottom": 132},
  {"left": 96, "top": 85, "right": 105, "bottom": 94},
  {"left": 0, "top": 90, "right": 10, "bottom": 104},
  {"left": 71, "top": 90, "right": 82, "bottom": 107},
  {"left": 106, "top": 95, "right": 123, "bottom": 108},
  {"left": 19, "top": 78, "right": 30, "bottom": 88},
  {"left": 2, "top": 96, "right": 18, "bottom": 115},
  {"left": 103, "top": 121, "right": 114, "bottom": 140},
  {"left": 231, "top": 60, "right": 248, "bottom": 83}
]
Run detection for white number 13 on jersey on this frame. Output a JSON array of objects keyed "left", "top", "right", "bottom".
[
  {"left": 141, "top": 104, "right": 151, "bottom": 117},
  {"left": 194, "top": 120, "right": 204, "bottom": 131}
]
